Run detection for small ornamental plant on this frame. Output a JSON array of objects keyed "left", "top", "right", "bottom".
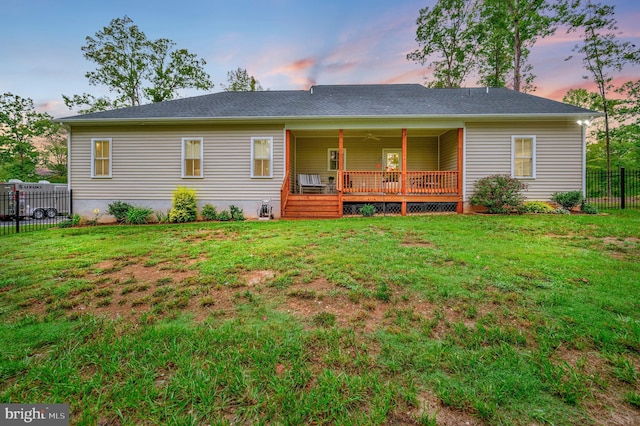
[
  {"left": 169, "top": 187, "right": 198, "bottom": 223},
  {"left": 360, "top": 204, "right": 376, "bottom": 217},
  {"left": 201, "top": 204, "right": 218, "bottom": 221},
  {"left": 551, "top": 190, "right": 583, "bottom": 210},
  {"left": 470, "top": 174, "right": 527, "bottom": 214}
]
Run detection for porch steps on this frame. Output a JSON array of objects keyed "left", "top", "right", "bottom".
[{"left": 282, "top": 195, "right": 341, "bottom": 219}]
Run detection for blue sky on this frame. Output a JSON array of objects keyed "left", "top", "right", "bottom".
[{"left": 1, "top": 0, "right": 638, "bottom": 118}]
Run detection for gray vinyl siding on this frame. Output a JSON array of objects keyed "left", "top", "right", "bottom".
[
  {"left": 439, "top": 130, "right": 458, "bottom": 171},
  {"left": 70, "top": 124, "right": 285, "bottom": 201},
  {"left": 465, "top": 121, "right": 583, "bottom": 201}
]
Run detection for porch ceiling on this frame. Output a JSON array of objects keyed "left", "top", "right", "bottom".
[{"left": 290, "top": 128, "right": 450, "bottom": 139}]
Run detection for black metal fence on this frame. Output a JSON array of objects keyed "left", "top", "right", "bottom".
[
  {"left": 1, "top": 189, "right": 72, "bottom": 236},
  {"left": 586, "top": 168, "right": 640, "bottom": 210}
]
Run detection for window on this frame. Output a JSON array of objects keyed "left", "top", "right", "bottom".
[
  {"left": 182, "top": 138, "right": 203, "bottom": 178},
  {"left": 328, "top": 148, "right": 346, "bottom": 171},
  {"left": 251, "top": 137, "right": 272, "bottom": 178},
  {"left": 512, "top": 136, "right": 536, "bottom": 178},
  {"left": 92, "top": 138, "right": 112, "bottom": 178}
]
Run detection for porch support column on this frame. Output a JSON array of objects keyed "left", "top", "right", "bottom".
[
  {"left": 457, "top": 128, "right": 464, "bottom": 214},
  {"left": 338, "top": 129, "right": 344, "bottom": 217},
  {"left": 285, "top": 130, "right": 291, "bottom": 178},
  {"left": 401, "top": 128, "right": 407, "bottom": 216}
]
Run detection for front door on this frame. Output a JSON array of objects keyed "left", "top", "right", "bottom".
[{"left": 382, "top": 149, "right": 401, "bottom": 172}]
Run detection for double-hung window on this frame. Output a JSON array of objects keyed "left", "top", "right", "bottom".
[
  {"left": 91, "top": 138, "right": 112, "bottom": 178},
  {"left": 328, "top": 148, "right": 346, "bottom": 171},
  {"left": 251, "top": 137, "right": 272, "bottom": 178},
  {"left": 182, "top": 138, "right": 203, "bottom": 178},
  {"left": 512, "top": 136, "right": 536, "bottom": 179}
]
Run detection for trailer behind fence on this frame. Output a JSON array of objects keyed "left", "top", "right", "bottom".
[
  {"left": 1, "top": 181, "right": 71, "bottom": 236},
  {"left": 586, "top": 168, "right": 640, "bottom": 210}
]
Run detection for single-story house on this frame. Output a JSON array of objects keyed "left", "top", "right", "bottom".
[{"left": 56, "top": 84, "right": 597, "bottom": 219}]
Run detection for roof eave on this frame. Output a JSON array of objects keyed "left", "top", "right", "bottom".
[{"left": 56, "top": 111, "right": 602, "bottom": 127}]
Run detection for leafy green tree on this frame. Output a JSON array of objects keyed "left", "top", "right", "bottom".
[
  {"left": 0, "top": 93, "right": 56, "bottom": 181},
  {"left": 479, "top": 0, "right": 558, "bottom": 92},
  {"left": 41, "top": 123, "right": 68, "bottom": 179},
  {"left": 407, "top": 0, "right": 481, "bottom": 88},
  {"left": 64, "top": 16, "right": 213, "bottom": 112},
  {"left": 563, "top": 85, "right": 640, "bottom": 171},
  {"left": 565, "top": 1, "right": 640, "bottom": 187},
  {"left": 223, "top": 68, "right": 264, "bottom": 92}
]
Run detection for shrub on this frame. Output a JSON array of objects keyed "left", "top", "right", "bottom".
[
  {"left": 554, "top": 207, "right": 570, "bottom": 215},
  {"left": 169, "top": 187, "right": 197, "bottom": 223},
  {"left": 360, "top": 204, "right": 376, "bottom": 217},
  {"left": 520, "top": 201, "right": 554, "bottom": 214},
  {"left": 581, "top": 202, "right": 599, "bottom": 215},
  {"left": 201, "top": 204, "right": 218, "bottom": 221},
  {"left": 125, "top": 206, "right": 154, "bottom": 224},
  {"left": 107, "top": 201, "right": 134, "bottom": 223},
  {"left": 229, "top": 205, "right": 245, "bottom": 221},
  {"left": 58, "top": 214, "right": 81, "bottom": 228},
  {"left": 217, "top": 210, "right": 232, "bottom": 221},
  {"left": 155, "top": 210, "right": 170, "bottom": 223},
  {"left": 469, "top": 175, "right": 527, "bottom": 214},
  {"left": 551, "top": 190, "right": 583, "bottom": 210}
]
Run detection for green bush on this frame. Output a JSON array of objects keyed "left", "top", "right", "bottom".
[
  {"left": 107, "top": 201, "right": 134, "bottom": 223},
  {"left": 520, "top": 201, "right": 554, "bottom": 214},
  {"left": 155, "top": 210, "right": 170, "bottom": 223},
  {"left": 217, "top": 210, "right": 231, "bottom": 221},
  {"left": 469, "top": 175, "right": 527, "bottom": 214},
  {"left": 229, "top": 205, "right": 245, "bottom": 221},
  {"left": 169, "top": 187, "right": 198, "bottom": 223},
  {"left": 125, "top": 206, "right": 154, "bottom": 224},
  {"left": 201, "top": 204, "right": 218, "bottom": 221},
  {"left": 360, "top": 204, "right": 376, "bottom": 217},
  {"left": 581, "top": 202, "right": 599, "bottom": 215},
  {"left": 554, "top": 207, "right": 571, "bottom": 215},
  {"left": 58, "top": 214, "right": 81, "bottom": 228},
  {"left": 551, "top": 190, "right": 583, "bottom": 210}
]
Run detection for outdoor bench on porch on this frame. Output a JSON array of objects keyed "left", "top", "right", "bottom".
[{"left": 298, "top": 174, "right": 326, "bottom": 193}]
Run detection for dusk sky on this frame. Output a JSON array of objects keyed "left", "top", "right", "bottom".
[{"left": 1, "top": 0, "right": 639, "bottom": 118}]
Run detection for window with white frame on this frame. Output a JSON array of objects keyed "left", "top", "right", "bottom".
[
  {"left": 512, "top": 136, "right": 536, "bottom": 178},
  {"left": 251, "top": 137, "right": 272, "bottom": 178},
  {"left": 328, "top": 148, "right": 346, "bottom": 171},
  {"left": 91, "top": 138, "right": 112, "bottom": 178},
  {"left": 182, "top": 138, "right": 203, "bottom": 178}
]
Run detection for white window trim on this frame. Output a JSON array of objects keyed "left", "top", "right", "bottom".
[
  {"left": 251, "top": 137, "right": 273, "bottom": 178},
  {"left": 511, "top": 135, "right": 536, "bottom": 179},
  {"left": 182, "top": 137, "right": 204, "bottom": 178},
  {"left": 327, "top": 148, "right": 346, "bottom": 171},
  {"left": 91, "top": 138, "right": 112, "bottom": 178}
]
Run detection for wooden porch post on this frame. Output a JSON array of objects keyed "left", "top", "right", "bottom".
[
  {"left": 401, "top": 128, "right": 407, "bottom": 216},
  {"left": 338, "top": 129, "right": 344, "bottom": 217},
  {"left": 285, "top": 130, "right": 291, "bottom": 178},
  {"left": 457, "top": 128, "right": 464, "bottom": 214}
]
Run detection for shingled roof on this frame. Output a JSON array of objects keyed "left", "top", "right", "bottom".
[{"left": 58, "top": 84, "right": 596, "bottom": 122}]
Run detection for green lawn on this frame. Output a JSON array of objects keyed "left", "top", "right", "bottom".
[{"left": 1, "top": 212, "right": 639, "bottom": 425}]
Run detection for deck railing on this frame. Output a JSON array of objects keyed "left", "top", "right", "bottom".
[{"left": 341, "top": 171, "right": 458, "bottom": 194}]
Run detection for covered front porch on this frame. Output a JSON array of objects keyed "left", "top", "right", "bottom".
[{"left": 281, "top": 127, "right": 464, "bottom": 218}]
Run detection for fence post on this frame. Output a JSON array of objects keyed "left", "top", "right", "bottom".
[
  {"left": 620, "top": 167, "right": 626, "bottom": 210},
  {"left": 15, "top": 190, "right": 20, "bottom": 234}
]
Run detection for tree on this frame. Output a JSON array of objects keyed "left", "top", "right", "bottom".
[
  {"left": 479, "top": 0, "right": 557, "bottom": 92},
  {"left": 0, "top": 93, "right": 56, "bottom": 181},
  {"left": 41, "top": 123, "right": 68, "bottom": 179},
  {"left": 563, "top": 84, "right": 640, "bottom": 171},
  {"left": 565, "top": 1, "right": 640, "bottom": 191},
  {"left": 64, "top": 16, "right": 213, "bottom": 112},
  {"left": 222, "top": 68, "right": 264, "bottom": 92},
  {"left": 407, "top": 0, "right": 480, "bottom": 88}
]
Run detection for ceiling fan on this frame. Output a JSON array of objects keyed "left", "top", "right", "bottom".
[{"left": 363, "top": 131, "right": 380, "bottom": 141}]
